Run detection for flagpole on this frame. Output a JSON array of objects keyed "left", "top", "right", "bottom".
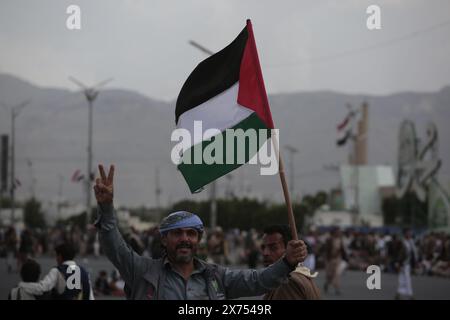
[
  {"left": 246, "top": 19, "right": 299, "bottom": 240},
  {"left": 271, "top": 132, "right": 298, "bottom": 240}
]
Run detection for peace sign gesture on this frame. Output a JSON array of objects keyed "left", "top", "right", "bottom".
[{"left": 94, "top": 164, "right": 115, "bottom": 205}]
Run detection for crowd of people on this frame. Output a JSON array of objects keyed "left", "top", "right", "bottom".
[
  {"left": 0, "top": 225, "right": 100, "bottom": 273},
  {"left": 1, "top": 222, "right": 449, "bottom": 299},
  {"left": 1, "top": 224, "right": 449, "bottom": 278}
]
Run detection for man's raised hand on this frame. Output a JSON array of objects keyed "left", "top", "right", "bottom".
[
  {"left": 94, "top": 164, "right": 115, "bottom": 205},
  {"left": 285, "top": 239, "right": 308, "bottom": 267}
]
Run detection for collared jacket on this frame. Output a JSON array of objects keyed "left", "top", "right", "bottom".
[{"left": 96, "top": 204, "right": 294, "bottom": 300}]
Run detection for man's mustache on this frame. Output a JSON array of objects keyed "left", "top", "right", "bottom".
[{"left": 176, "top": 242, "right": 193, "bottom": 249}]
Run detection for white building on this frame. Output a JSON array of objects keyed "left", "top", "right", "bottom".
[{"left": 338, "top": 165, "right": 395, "bottom": 227}]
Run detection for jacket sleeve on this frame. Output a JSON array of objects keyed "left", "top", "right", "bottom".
[
  {"left": 18, "top": 267, "right": 60, "bottom": 294},
  {"left": 95, "top": 204, "right": 148, "bottom": 286},
  {"left": 221, "top": 257, "right": 293, "bottom": 299}
]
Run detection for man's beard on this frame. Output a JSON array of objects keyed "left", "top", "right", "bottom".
[{"left": 174, "top": 242, "right": 196, "bottom": 263}]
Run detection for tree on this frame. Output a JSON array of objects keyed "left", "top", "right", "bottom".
[
  {"left": 24, "top": 197, "right": 46, "bottom": 229},
  {"left": 382, "top": 192, "right": 428, "bottom": 227},
  {"left": 0, "top": 196, "right": 19, "bottom": 209}
]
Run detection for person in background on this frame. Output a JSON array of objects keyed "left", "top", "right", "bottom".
[
  {"left": 94, "top": 270, "right": 111, "bottom": 296},
  {"left": 5, "top": 226, "right": 18, "bottom": 273},
  {"left": 19, "top": 243, "right": 94, "bottom": 300},
  {"left": 322, "top": 227, "right": 346, "bottom": 295},
  {"left": 396, "top": 228, "right": 418, "bottom": 300},
  {"left": 261, "top": 225, "right": 320, "bottom": 300},
  {"left": 8, "top": 259, "right": 52, "bottom": 300}
]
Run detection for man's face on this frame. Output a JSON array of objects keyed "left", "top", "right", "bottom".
[
  {"left": 261, "top": 233, "right": 286, "bottom": 267},
  {"left": 162, "top": 228, "right": 200, "bottom": 264}
]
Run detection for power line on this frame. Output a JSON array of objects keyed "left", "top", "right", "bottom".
[{"left": 267, "top": 18, "right": 450, "bottom": 69}]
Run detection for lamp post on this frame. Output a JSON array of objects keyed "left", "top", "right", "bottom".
[
  {"left": 69, "top": 76, "right": 112, "bottom": 228},
  {"left": 188, "top": 40, "right": 217, "bottom": 228},
  {"left": 1, "top": 100, "right": 30, "bottom": 225}
]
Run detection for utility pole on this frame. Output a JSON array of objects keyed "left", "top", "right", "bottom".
[
  {"left": 1, "top": 100, "right": 30, "bottom": 225},
  {"left": 188, "top": 40, "right": 217, "bottom": 228},
  {"left": 0, "top": 134, "right": 9, "bottom": 220},
  {"left": 69, "top": 76, "right": 112, "bottom": 228},
  {"left": 27, "top": 159, "right": 36, "bottom": 199}
]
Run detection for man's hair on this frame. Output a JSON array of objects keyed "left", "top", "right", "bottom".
[
  {"left": 263, "top": 225, "right": 292, "bottom": 247},
  {"left": 55, "top": 243, "right": 76, "bottom": 261},
  {"left": 21, "top": 259, "right": 41, "bottom": 282}
]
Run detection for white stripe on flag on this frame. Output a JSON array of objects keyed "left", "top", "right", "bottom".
[{"left": 176, "top": 82, "right": 253, "bottom": 149}]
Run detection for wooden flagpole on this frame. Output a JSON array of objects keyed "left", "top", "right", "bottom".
[
  {"left": 271, "top": 131, "right": 298, "bottom": 240},
  {"left": 246, "top": 19, "right": 299, "bottom": 241}
]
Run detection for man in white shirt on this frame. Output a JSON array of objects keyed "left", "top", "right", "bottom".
[
  {"left": 9, "top": 259, "right": 52, "bottom": 300},
  {"left": 19, "top": 243, "right": 95, "bottom": 300},
  {"left": 396, "top": 228, "right": 418, "bottom": 300}
]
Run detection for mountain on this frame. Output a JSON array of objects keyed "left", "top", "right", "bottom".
[{"left": 0, "top": 73, "right": 449, "bottom": 208}]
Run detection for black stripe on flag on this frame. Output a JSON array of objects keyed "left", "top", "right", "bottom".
[{"left": 175, "top": 27, "right": 248, "bottom": 124}]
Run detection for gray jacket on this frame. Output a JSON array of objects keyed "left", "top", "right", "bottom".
[{"left": 95, "top": 204, "right": 294, "bottom": 300}]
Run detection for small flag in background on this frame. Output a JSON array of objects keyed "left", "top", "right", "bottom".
[
  {"left": 12, "top": 178, "right": 21, "bottom": 190},
  {"left": 336, "top": 130, "right": 352, "bottom": 147},
  {"left": 175, "top": 20, "right": 275, "bottom": 193},
  {"left": 71, "top": 169, "right": 84, "bottom": 182},
  {"left": 336, "top": 107, "right": 357, "bottom": 147}
]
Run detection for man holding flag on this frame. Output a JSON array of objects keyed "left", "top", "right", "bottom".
[
  {"left": 174, "top": 19, "right": 316, "bottom": 278},
  {"left": 95, "top": 20, "right": 309, "bottom": 299},
  {"left": 94, "top": 164, "right": 307, "bottom": 299}
]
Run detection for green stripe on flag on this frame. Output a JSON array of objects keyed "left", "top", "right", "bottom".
[{"left": 178, "top": 113, "right": 270, "bottom": 193}]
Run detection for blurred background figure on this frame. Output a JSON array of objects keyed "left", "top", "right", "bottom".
[
  {"left": 8, "top": 258, "right": 50, "bottom": 300},
  {"left": 4, "top": 227, "right": 18, "bottom": 273},
  {"left": 207, "top": 226, "right": 229, "bottom": 265},
  {"left": 396, "top": 228, "right": 418, "bottom": 300},
  {"left": 322, "top": 227, "right": 346, "bottom": 295},
  {"left": 18, "top": 228, "right": 34, "bottom": 271},
  {"left": 244, "top": 229, "right": 260, "bottom": 269},
  {"left": 304, "top": 228, "right": 318, "bottom": 272},
  {"left": 94, "top": 270, "right": 111, "bottom": 296}
]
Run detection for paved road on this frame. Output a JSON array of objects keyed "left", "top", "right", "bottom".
[{"left": 1, "top": 256, "right": 449, "bottom": 300}]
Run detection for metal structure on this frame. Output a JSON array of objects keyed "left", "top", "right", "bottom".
[
  {"left": 69, "top": 76, "right": 112, "bottom": 227},
  {"left": 397, "top": 120, "right": 421, "bottom": 199},
  {"left": 188, "top": 40, "right": 217, "bottom": 228},
  {"left": 397, "top": 120, "right": 450, "bottom": 227},
  {"left": 1, "top": 100, "right": 30, "bottom": 225}
]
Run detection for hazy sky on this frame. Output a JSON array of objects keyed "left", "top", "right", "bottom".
[{"left": 1, "top": 0, "right": 450, "bottom": 100}]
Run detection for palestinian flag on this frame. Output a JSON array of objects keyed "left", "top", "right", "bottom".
[{"left": 175, "top": 20, "right": 275, "bottom": 193}]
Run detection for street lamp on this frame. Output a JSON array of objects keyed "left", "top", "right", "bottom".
[
  {"left": 69, "top": 76, "right": 112, "bottom": 228},
  {"left": 188, "top": 40, "right": 218, "bottom": 228}
]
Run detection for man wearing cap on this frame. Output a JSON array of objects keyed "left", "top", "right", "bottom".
[{"left": 94, "top": 164, "right": 308, "bottom": 300}]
